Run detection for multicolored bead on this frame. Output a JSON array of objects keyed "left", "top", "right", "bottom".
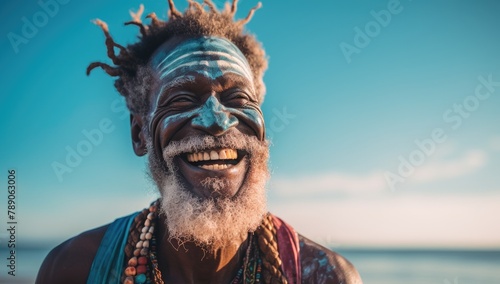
[
  {"left": 138, "top": 256, "right": 148, "bottom": 265},
  {"left": 136, "top": 264, "right": 147, "bottom": 275},
  {"left": 124, "top": 276, "right": 134, "bottom": 284},
  {"left": 135, "top": 273, "right": 146, "bottom": 284},
  {"left": 124, "top": 266, "right": 136, "bottom": 276},
  {"left": 128, "top": 256, "right": 138, "bottom": 266}
]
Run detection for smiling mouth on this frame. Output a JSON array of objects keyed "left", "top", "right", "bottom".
[{"left": 185, "top": 149, "right": 242, "bottom": 170}]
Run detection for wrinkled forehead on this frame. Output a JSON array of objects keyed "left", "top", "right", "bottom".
[{"left": 150, "top": 36, "right": 254, "bottom": 85}]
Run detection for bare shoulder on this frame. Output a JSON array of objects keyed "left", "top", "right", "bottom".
[
  {"left": 299, "top": 234, "right": 363, "bottom": 284},
  {"left": 35, "top": 224, "right": 109, "bottom": 284}
]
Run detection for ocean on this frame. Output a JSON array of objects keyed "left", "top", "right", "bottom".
[
  {"left": 1, "top": 248, "right": 499, "bottom": 283},
  {"left": 339, "top": 249, "right": 500, "bottom": 284}
]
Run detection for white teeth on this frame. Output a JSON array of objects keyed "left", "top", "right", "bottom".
[
  {"left": 199, "top": 164, "right": 230, "bottom": 170},
  {"left": 186, "top": 149, "right": 238, "bottom": 163},
  {"left": 210, "top": 150, "right": 219, "bottom": 160}
]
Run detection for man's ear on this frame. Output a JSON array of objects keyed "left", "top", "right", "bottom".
[{"left": 131, "top": 114, "right": 147, "bottom": 156}]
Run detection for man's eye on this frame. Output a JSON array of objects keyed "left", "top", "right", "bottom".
[
  {"left": 171, "top": 95, "right": 194, "bottom": 103},
  {"left": 173, "top": 98, "right": 190, "bottom": 103},
  {"left": 224, "top": 92, "right": 249, "bottom": 107},
  {"left": 166, "top": 95, "right": 197, "bottom": 108}
]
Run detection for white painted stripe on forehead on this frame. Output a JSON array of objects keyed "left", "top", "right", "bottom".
[
  {"left": 159, "top": 59, "right": 252, "bottom": 81},
  {"left": 157, "top": 43, "right": 250, "bottom": 70},
  {"left": 156, "top": 37, "right": 248, "bottom": 69},
  {"left": 157, "top": 50, "right": 252, "bottom": 78}
]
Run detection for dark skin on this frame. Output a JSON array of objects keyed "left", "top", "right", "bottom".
[
  {"left": 36, "top": 226, "right": 360, "bottom": 284},
  {"left": 36, "top": 36, "right": 362, "bottom": 284}
]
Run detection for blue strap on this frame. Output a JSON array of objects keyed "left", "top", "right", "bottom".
[{"left": 87, "top": 212, "right": 139, "bottom": 284}]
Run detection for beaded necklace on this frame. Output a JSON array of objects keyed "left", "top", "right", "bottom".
[{"left": 123, "top": 200, "right": 261, "bottom": 284}]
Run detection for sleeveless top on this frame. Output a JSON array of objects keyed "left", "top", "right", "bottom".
[{"left": 87, "top": 213, "right": 301, "bottom": 284}]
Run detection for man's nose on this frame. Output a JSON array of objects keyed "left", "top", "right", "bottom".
[{"left": 191, "top": 96, "right": 238, "bottom": 136}]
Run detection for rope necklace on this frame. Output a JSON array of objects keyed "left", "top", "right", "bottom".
[{"left": 122, "top": 200, "right": 261, "bottom": 284}]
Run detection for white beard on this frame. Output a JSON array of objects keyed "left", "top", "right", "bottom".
[{"left": 147, "top": 133, "right": 270, "bottom": 251}]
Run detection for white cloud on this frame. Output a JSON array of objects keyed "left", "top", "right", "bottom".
[
  {"left": 489, "top": 136, "right": 500, "bottom": 152},
  {"left": 270, "top": 148, "right": 488, "bottom": 198},
  {"left": 410, "top": 149, "right": 487, "bottom": 183},
  {"left": 269, "top": 192, "right": 500, "bottom": 248},
  {"left": 270, "top": 171, "right": 387, "bottom": 196}
]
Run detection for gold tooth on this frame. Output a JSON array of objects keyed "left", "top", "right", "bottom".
[
  {"left": 191, "top": 149, "right": 238, "bottom": 163},
  {"left": 219, "top": 150, "right": 227, "bottom": 159}
]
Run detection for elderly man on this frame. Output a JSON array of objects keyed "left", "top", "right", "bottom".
[{"left": 36, "top": 1, "right": 362, "bottom": 283}]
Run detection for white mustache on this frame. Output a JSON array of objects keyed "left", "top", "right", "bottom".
[{"left": 162, "top": 133, "right": 264, "bottom": 160}]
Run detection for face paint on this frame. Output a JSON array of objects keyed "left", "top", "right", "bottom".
[
  {"left": 152, "top": 96, "right": 242, "bottom": 148},
  {"left": 148, "top": 36, "right": 265, "bottom": 148},
  {"left": 149, "top": 75, "right": 196, "bottom": 121},
  {"left": 146, "top": 36, "right": 268, "bottom": 205},
  {"left": 191, "top": 96, "right": 239, "bottom": 131},
  {"left": 154, "top": 36, "right": 254, "bottom": 87}
]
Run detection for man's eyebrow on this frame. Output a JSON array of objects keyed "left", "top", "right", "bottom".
[
  {"left": 152, "top": 75, "right": 197, "bottom": 109},
  {"left": 219, "top": 73, "right": 255, "bottom": 92},
  {"left": 161, "top": 75, "right": 197, "bottom": 92}
]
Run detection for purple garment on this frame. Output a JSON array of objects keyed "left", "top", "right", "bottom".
[{"left": 271, "top": 214, "right": 302, "bottom": 284}]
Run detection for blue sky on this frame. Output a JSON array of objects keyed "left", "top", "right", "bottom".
[{"left": 0, "top": 0, "right": 499, "bottom": 249}]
